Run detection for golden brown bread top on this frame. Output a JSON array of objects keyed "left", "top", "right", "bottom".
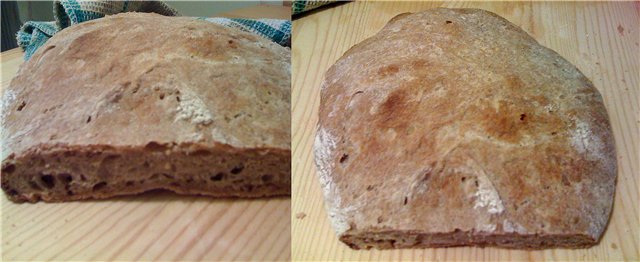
[
  {"left": 1, "top": 13, "right": 291, "bottom": 161},
  {"left": 314, "top": 8, "right": 616, "bottom": 242}
]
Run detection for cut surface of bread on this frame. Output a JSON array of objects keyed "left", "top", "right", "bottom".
[
  {"left": 314, "top": 8, "right": 616, "bottom": 249},
  {"left": 1, "top": 13, "right": 291, "bottom": 202}
]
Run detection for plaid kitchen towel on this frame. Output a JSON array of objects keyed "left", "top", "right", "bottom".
[
  {"left": 200, "top": 17, "right": 291, "bottom": 47},
  {"left": 17, "top": 0, "right": 291, "bottom": 60},
  {"left": 292, "top": 0, "right": 336, "bottom": 15}
]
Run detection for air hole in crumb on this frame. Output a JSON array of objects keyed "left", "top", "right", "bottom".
[
  {"left": 474, "top": 180, "right": 479, "bottom": 187},
  {"left": 126, "top": 181, "right": 134, "bottom": 186},
  {"left": 29, "top": 181, "right": 42, "bottom": 191},
  {"left": 228, "top": 40, "right": 234, "bottom": 44},
  {"left": 551, "top": 132, "right": 557, "bottom": 135},
  {"left": 17, "top": 101, "right": 26, "bottom": 111},
  {"left": 230, "top": 164, "right": 244, "bottom": 174},
  {"left": 67, "top": 190, "right": 73, "bottom": 196},
  {"left": 40, "top": 174, "right": 55, "bottom": 189},
  {"left": 446, "top": 20, "right": 452, "bottom": 24},
  {"left": 210, "top": 172, "right": 225, "bottom": 181},
  {"left": 261, "top": 174, "right": 273, "bottom": 182},
  {"left": 403, "top": 197, "right": 408, "bottom": 205},
  {"left": 520, "top": 113, "right": 527, "bottom": 121},
  {"left": 159, "top": 93, "right": 165, "bottom": 100},
  {"left": 80, "top": 175, "right": 87, "bottom": 181},
  {"left": 366, "top": 185, "right": 374, "bottom": 191},
  {"left": 58, "top": 173, "right": 72, "bottom": 184},
  {"left": 86, "top": 116, "right": 92, "bottom": 123},
  {"left": 461, "top": 176, "right": 467, "bottom": 182},
  {"left": 243, "top": 184, "right": 254, "bottom": 192},
  {"left": 144, "top": 142, "right": 166, "bottom": 152},
  {"left": 2, "top": 164, "right": 15, "bottom": 174},
  {"left": 377, "top": 216, "right": 384, "bottom": 223},
  {"left": 190, "top": 149, "right": 212, "bottom": 156},
  {"left": 143, "top": 161, "right": 150, "bottom": 168},
  {"left": 572, "top": 217, "right": 580, "bottom": 224},
  {"left": 93, "top": 182, "right": 107, "bottom": 191},
  {"left": 339, "top": 154, "right": 349, "bottom": 164},
  {"left": 176, "top": 96, "right": 181, "bottom": 102}
]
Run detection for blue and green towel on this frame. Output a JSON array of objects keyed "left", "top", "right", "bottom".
[
  {"left": 292, "top": 0, "right": 337, "bottom": 16},
  {"left": 17, "top": 0, "right": 291, "bottom": 60}
]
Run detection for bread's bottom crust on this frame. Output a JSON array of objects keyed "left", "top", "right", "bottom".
[
  {"left": 1, "top": 143, "right": 291, "bottom": 203},
  {"left": 340, "top": 231, "right": 596, "bottom": 250}
]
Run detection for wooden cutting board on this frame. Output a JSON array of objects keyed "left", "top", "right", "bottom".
[
  {"left": 0, "top": 5, "right": 291, "bottom": 261},
  {"left": 291, "top": 1, "right": 639, "bottom": 261}
]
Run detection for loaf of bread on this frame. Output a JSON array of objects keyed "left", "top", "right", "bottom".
[
  {"left": 1, "top": 13, "right": 291, "bottom": 202},
  {"left": 314, "top": 9, "right": 616, "bottom": 249}
]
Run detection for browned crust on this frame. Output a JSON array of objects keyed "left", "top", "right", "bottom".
[
  {"left": 314, "top": 8, "right": 616, "bottom": 249},
  {"left": 1, "top": 13, "right": 291, "bottom": 202}
]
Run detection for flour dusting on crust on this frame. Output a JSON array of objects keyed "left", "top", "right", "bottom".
[
  {"left": 473, "top": 171, "right": 505, "bottom": 214},
  {"left": 175, "top": 90, "right": 213, "bottom": 126},
  {"left": 0, "top": 89, "right": 16, "bottom": 123},
  {"left": 503, "top": 219, "right": 527, "bottom": 234},
  {"left": 571, "top": 120, "right": 604, "bottom": 161},
  {"left": 1, "top": 89, "right": 17, "bottom": 159},
  {"left": 314, "top": 127, "right": 354, "bottom": 234}
]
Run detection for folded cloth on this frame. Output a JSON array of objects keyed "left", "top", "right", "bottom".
[
  {"left": 16, "top": 21, "right": 58, "bottom": 60},
  {"left": 53, "top": 0, "right": 178, "bottom": 28},
  {"left": 200, "top": 18, "right": 291, "bottom": 47},
  {"left": 17, "top": 0, "right": 291, "bottom": 60},
  {"left": 292, "top": 0, "right": 337, "bottom": 15}
]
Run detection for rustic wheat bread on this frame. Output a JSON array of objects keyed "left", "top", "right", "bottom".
[
  {"left": 314, "top": 8, "right": 616, "bottom": 249},
  {"left": 1, "top": 12, "right": 291, "bottom": 202}
]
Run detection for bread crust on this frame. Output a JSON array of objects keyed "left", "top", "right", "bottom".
[
  {"left": 314, "top": 8, "right": 616, "bottom": 249},
  {"left": 1, "top": 13, "right": 291, "bottom": 202}
]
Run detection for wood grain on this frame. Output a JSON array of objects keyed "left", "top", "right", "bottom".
[
  {"left": 1, "top": 192, "right": 290, "bottom": 261},
  {"left": 291, "top": 1, "right": 639, "bottom": 261},
  {"left": 0, "top": 6, "right": 291, "bottom": 262}
]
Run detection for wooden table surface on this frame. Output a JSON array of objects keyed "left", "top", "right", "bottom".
[
  {"left": 0, "top": 5, "right": 291, "bottom": 262},
  {"left": 291, "top": 1, "right": 639, "bottom": 261}
]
